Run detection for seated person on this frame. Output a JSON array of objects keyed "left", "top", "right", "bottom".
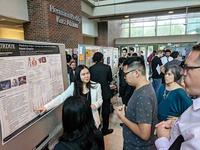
[{"left": 54, "top": 96, "right": 104, "bottom": 150}]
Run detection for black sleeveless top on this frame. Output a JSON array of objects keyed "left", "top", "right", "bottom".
[{"left": 82, "top": 90, "right": 91, "bottom": 105}]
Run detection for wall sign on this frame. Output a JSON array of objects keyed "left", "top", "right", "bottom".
[{"left": 49, "top": 5, "right": 81, "bottom": 29}]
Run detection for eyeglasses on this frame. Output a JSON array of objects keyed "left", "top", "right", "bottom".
[
  {"left": 124, "top": 69, "right": 136, "bottom": 76},
  {"left": 182, "top": 64, "right": 200, "bottom": 73}
]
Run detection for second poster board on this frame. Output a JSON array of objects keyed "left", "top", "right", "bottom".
[{"left": 78, "top": 44, "right": 119, "bottom": 69}]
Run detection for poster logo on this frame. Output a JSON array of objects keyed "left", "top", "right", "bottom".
[{"left": 0, "top": 44, "right": 15, "bottom": 50}]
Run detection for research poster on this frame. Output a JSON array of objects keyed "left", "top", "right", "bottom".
[
  {"left": 102, "top": 47, "right": 113, "bottom": 67},
  {"left": 0, "top": 42, "right": 64, "bottom": 144},
  {"left": 78, "top": 45, "right": 100, "bottom": 67},
  {"left": 113, "top": 48, "right": 119, "bottom": 67},
  {"left": 78, "top": 45, "right": 119, "bottom": 69},
  {"left": 86, "top": 46, "right": 99, "bottom": 67}
]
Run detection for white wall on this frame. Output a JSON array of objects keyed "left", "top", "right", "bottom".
[
  {"left": 0, "top": 0, "right": 29, "bottom": 21},
  {"left": 82, "top": 16, "right": 98, "bottom": 37},
  {"left": 81, "top": 1, "right": 93, "bottom": 16}
]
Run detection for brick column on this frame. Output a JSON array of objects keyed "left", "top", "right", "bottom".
[
  {"left": 95, "top": 22, "right": 108, "bottom": 46},
  {"left": 24, "top": 0, "right": 83, "bottom": 48}
]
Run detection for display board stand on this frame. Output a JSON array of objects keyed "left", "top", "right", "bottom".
[{"left": 0, "top": 39, "right": 68, "bottom": 150}]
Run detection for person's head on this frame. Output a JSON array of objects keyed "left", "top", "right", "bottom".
[
  {"left": 75, "top": 65, "right": 90, "bottom": 84},
  {"left": 92, "top": 52, "right": 103, "bottom": 63},
  {"left": 12, "top": 79, "right": 18, "bottom": 86},
  {"left": 123, "top": 56, "right": 146, "bottom": 86},
  {"left": 66, "top": 53, "right": 72, "bottom": 64},
  {"left": 129, "top": 47, "right": 135, "bottom": 54},
  {"left": 60, "top": 96, "right": 103, "bottom": 149},
  {"left": 74, "top": 65, "right": 91, "bottom": 96},
  {"left": 156, "top": 50, "right": 163, "bottom": 57},
  {"left": 171, "top": 51, "right": 179, "bottom": 59},
  {"left": 164, "top": 65, "right": 182, "bottom": 85},
  {"left": 165, "top": 49, "right": 171, "bottom": 57},
  {"left": 70, "top": 60, "right": 77, "bottom": 70},
  {"left": 183, "top": 44, "right": 200, "bottom": 96},
  {"left": 12, "top": 79, "right": 17, "bottom": 84},
  {"left": 127, "top": 53, "right": 132, "bottom": 57},
  {"left": 132, "top": 53, "right": 138, "bottom": 57},
  {"left": 61, "top": 96, "right": 95, "bottom": 138},
  {"left": 122, "top": 48, "right": 127, "bottom": 57},
  {"left": 72, "top": 53, "right": 78, "bottom": 59}
]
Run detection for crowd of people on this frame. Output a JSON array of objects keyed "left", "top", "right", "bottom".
[{"left": 36, "top": 44, "right": 200, "bottom": 150}]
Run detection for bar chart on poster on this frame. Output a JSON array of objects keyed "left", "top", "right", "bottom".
[{"left": 0, "top": 42, "right": 64, "bottom": 144}]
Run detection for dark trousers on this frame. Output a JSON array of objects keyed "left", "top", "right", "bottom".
[{"left": 101, "top": 99, "right": 111, "bottom": 132}]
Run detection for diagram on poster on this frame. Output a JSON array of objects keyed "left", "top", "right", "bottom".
[{"left": 0, "top": 42, "right": 64, "bottom": 144}]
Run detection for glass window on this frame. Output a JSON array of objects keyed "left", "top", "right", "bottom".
[
  {"left": 143, "top": 17, "right": 156, "bottom": 22},
  {"left": 188, "top": 17, "right": 200, "bottom": 24},
  {"left": 121, "top": 23, "right": 129, "bottom": 28},
  {"left": 170, "top": 14, "right": 186, "bottom": 19},
  {"left": 144, "top": 21, "right": 155, "bottom": 27},
  {"left": 157, "top": 20, "right": 170, "bottom": 25},
  {"left": 187, "top": 23, "right": 200, "bottom": 34},
  {"left": 171, "top": 25, "right": 185, "bottom": 35},
  {"left": 119, "top": 13, "right": 200, "bottom": 38},
  {"left": 121, "top": 19, "right": 129, "bottom": 23},
  {"left": 157, "top": 25, "right": 170, "bottom": 36},
  {"left": 130, "top": 27, "right": 143, "bottom": 37},
  {"left": 188, "top": 12, "right": 200, "bottom": 18},
  {"left": 187, "top": 16, "right": 200, "bottom": 34},
  {"left": 157, "top": 15, "right": 171, "bottom": 20},
  {"left": 171, "top": 19, "right": 185, "bottom": 24},
  {"left": 131, "top": 18, "right": 144, "bottom": 23},
  {"left": 144, "top": 26, "right": 155, "bottom": 36},
  {"left": 121, "top": 28, "right": 129, "bottom": 37},
  {"left": 131, "top": 22, "right": 143, "bottom": 27}
]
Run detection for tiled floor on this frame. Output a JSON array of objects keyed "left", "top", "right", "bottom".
[
  {"left": 104, "top": 113, "right": 123, "bottom": 150},
  {"left": 104, "top": 96, "right": 123, "bottom": 150}
]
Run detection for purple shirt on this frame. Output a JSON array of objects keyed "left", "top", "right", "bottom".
[{"left": 155, "top": 97, "right": 200, "bottom": 150}]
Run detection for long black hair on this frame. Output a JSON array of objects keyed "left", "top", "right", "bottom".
[
  {"left": 73, "top": 65, "right": 92, "bottom": 96},
  {"left": 59, "top": 96, "right": 104, "bottom": 150}
]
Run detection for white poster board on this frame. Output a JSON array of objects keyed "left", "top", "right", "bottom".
[
  {"left": 78, "top": 44, "right": 100, "bottom": 67},
  {"left": 102, "top": 47, "right": 113, "bottom": 67},
  {"left": 0, "top": 42, "right": 64, "bottom": 144},
  {"left": 78, "top": 44, "right": 119, "bottom": 69}
]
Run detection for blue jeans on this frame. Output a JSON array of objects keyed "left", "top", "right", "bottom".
[{"left": 152, "top": 78, "right": 162, "bottom": 95}]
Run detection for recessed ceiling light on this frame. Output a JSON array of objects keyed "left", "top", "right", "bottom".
[
  {"left": 168, "top": 11, "right": 174, "bottom": 14},
  {"left": 124, "top": 15, "right": 129, "bottom": 18}
]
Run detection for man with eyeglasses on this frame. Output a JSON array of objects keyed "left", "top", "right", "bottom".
[
  {"left": 155, "top": 44, "right": 200, "bottom": 150},
  {"left": 115, "top": 57, "right": 158, "bottom": 150}
]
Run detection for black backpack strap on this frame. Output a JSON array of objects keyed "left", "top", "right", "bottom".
[{"left": 169, "top": 135, "right": 184, "bottom": 150}]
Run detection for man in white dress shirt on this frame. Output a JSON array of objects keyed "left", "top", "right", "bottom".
[{"left": 155, "top": 44, "right": 200, "bottom": 150}]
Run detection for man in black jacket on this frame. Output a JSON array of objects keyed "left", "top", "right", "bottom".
[{"left": 89, "top": 52, "right": 113, "bottom": 136}]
